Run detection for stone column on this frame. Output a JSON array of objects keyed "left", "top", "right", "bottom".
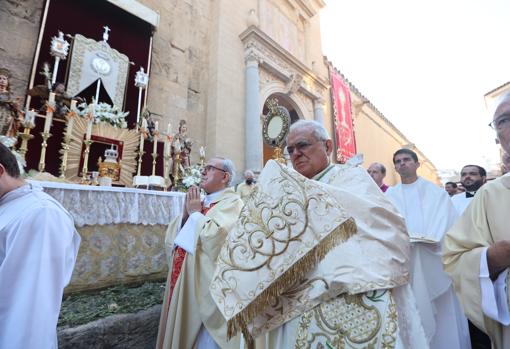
[
  {"left": 313, "top": 98, "right": 325, "bottom": 125},
  {"left": 244, "top": 53, "right": 262, "bottom": 172}
]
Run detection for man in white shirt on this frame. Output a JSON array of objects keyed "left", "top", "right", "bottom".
[
  {"left": 0, "top": 143, "right": 81, "bottom": 349},
  {"left": 445, "top": 181, "right": 458, "bottom": 197},
  {"left": 443, "top": 92, "right": 510, "bottom": 348},
  {"left": 386, "top": 148, "right": 470, "bottom": 349},
  {"left": 450, "top": 165, "right": 487, "bottom": 215}
]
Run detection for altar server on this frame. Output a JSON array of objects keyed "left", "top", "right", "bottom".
[
  {"left": 386, "top": 148, "right": 470, "bottom": 349},
  {"left": 0, "top": 143, "right": 81, "bottom": 349},
  {"left": 157, "top": 156, "right": 243, "bottom": 349}
]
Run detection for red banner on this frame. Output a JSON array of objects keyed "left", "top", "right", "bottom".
[{"left": 330, "top": 70, "right": 356, "bottom": 163}]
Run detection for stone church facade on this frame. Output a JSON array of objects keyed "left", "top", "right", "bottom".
[{"left": 0, "top": 0, "right": 439, "bottom": 184}]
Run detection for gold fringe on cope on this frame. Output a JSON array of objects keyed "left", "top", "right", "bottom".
[{"left": 227, "top": 217, "right": 357, "bottom": 347}]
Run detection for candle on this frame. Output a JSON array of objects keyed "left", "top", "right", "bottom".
[
  {"left": 154, "top": 121, "right": 159, "bottom": 132},
  {"left": 25, "top": 109, "right": 36, "bottom": 126},
  {"left": 199, "top": 146, "right": 205, "bottom": 158},
  {"left": 167, "top": 122, "right": 172, "bottom": 135},
  {"left": 43, "top": 92, "right": 56, "bottom": 133},
  {"left": 43, "top": 113, "right": 53, "bottom": 133},
  {"left": 153, "top": 133, "right": 158, "bottom": 154},
  {"left": 67, "top": 100, "right": 77, "bottom": 138}
]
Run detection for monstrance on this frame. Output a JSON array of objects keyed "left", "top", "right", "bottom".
[{"left": 262, "top": 98, "right": 290, "bottom": 163}]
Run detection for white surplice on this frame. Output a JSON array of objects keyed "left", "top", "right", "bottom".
[
  {"left": 386, "top": 177, "right": 470, "bottom": 349},
  {"left": 0, "top": 183, "right": 81, "bottom": 349},
  {"left": 450, "top": 192, "right": 473, "bottom": 215}
]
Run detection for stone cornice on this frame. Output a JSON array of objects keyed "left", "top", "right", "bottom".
[
  {"left": 240, "top": 26, "right": 329, "bottom": 100},
  {"left": 286, "top": 0, "right": 326, "bottom": 18},
  {"left": 106, "top": 0, "right": 159, "bottom": 27}
]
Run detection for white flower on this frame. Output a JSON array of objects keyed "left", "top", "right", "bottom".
[
  {"left": 181, "top": 164, "right": 203, "bottom": 189},
  {"left": 76, "top": 102, "right": 129, "bottom": 128}
]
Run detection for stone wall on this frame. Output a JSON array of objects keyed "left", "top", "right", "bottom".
[
  {"left": 138, "top": 0, "right": 212, "bottom": 166},
  {"left": 0, "top": 0, "right": 44, "bottom": 103}
]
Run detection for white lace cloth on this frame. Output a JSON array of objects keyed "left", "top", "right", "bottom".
[{"left": 29, "top": 180, "right": 185, "bottom": 227}]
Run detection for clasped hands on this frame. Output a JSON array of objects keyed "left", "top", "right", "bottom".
[{"left": 181, "top": 186, "right": 202, "bottom": 224}]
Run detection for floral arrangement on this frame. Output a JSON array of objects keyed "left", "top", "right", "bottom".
[
  {"left": 174, "top": 164, "right": 203, "bottom": 192},
  {"left": 182, "top": 164, "right": 203, "bottom": 188},
  {"left": 77, "top": 101, "right": 129, "bottom": 128}
]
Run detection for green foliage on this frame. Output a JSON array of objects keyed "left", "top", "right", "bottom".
[{"left": 58, "top": 282, "right": 165, "bottom": 328}]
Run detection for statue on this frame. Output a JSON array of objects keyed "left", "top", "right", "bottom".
[
  {"left": 27, "top": 63, "right": 83, "bottom": 119},
  {"left": 0, "top": 68, "right": 21, "bottom": 138},
  {"left": 170, "top": 120, "right": 193, "bottom": 182}
]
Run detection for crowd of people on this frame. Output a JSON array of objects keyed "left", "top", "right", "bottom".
[{"left": 1, "top": 92, "right": 510, "bottom": 348}]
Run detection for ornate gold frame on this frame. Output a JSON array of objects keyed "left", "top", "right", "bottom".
[
  {"left": 62, "top": 117, "right": 139, "bottom": 186},
  {"left": 262, "top": 100, "right": 290, "bottom": 148}
]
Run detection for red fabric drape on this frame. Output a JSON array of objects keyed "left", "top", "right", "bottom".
[{"left": 330, "top": 70, "right": 356, "bottom": 163}]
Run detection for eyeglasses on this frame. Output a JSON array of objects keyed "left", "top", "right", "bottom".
[
  {"left": 286, "top": 139, "right": 324, "bottom": 155},
  {"left": 489, "top": 114, "right": 510, "bottom": 130},
  {"left": 202, "top": 164, "right": 227, "bottom": 173}
]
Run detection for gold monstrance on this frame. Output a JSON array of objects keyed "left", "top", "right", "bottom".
[{"left": 262, "top": 98, "right": 290, "bottom": 164}]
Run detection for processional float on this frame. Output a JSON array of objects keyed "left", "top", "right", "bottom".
[{"left": 0, "top": 26, "right": 205, "bottom": 191}]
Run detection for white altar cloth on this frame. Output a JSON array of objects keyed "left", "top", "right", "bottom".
[{"left": 28, "top": 180, "right": 185, "bottom": 227}]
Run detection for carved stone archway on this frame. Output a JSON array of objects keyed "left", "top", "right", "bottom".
[{"left": 240, "top": 26, "right": 329, "bottom": 172}]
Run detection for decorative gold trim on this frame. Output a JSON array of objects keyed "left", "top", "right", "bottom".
[
  {"left": 227, "top": 217, "right": 357, "bottom": 344},
  {"left": 62, "top": 117, "right": 139, "bottom": 186}
]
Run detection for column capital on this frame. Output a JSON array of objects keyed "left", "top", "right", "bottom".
[
  {"left": 313, "top": 97, "right": 325, "bottom": 108},
  {"left": 245, "top": 50, "right": 261, "bottom": 66}
]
